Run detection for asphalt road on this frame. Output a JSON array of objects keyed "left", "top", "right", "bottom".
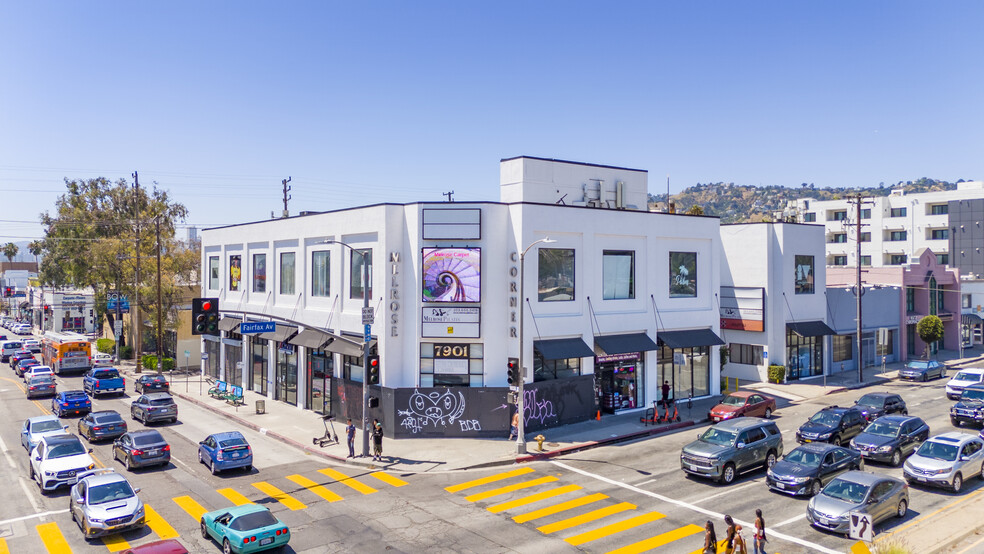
[{"left": 0, "top": 365, "right": 979, "bottom": 553}]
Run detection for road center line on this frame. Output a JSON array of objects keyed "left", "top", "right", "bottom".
[
  {"left": 772, "top": 513, "right": 806, "bottom": 528},
  {"left": 633, "top": 479, "right": 655, "bottom": 487},
  {"left": 0, "top": 509, "right": 69, "bottom": 527},
  {"left": 550, "top": 461, "right": 841, "bottom": 554},
  {"left": 689, "top": 480, "right": 759, "bottom": 504}
]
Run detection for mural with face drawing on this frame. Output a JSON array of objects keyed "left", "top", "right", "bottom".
[{"left": 398, "top": 389, "right": 467, "bottom": 433}]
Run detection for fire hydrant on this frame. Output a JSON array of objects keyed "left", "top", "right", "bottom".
[{"left": 535, "top": 434, "right": 546, "bottom": 452}]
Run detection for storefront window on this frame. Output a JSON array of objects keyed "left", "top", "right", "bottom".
[
  {"left": 595, "top": 353, "right": 641, "bottom": 413},
  {"left": 669, "top": 252, "right": 697, "bottom": 298},
  {"left": 350, "top": 249, "right": 372, "bottom": 299},
  {"left": 603, "top": 251, "right": 634, "bottom": 300},
  {"left": 794, "top": 255, "right": 815, "bottom": 294},
  {"left": 250, "top": 338, "right": 268, "bottom": 396},
  {"left": 252, "top": 254, "right": 266, "bottom": 293},
  {"left": 876, "top": 329, "right": 895, "bottom": 358},
  {"left": 786, "top": 329, "right": 823, "bottom": 379},
  {"left": 308, "top": 351, "right": 332, "bottom": 415},
  {"left": 729, "top": 344, "right": 763, "bottom": 365},
  {"left": 275, "top": 344, "right": 297, "bottom": 405},
  {"left": 280, "top": 252, "right": 296, "bottom": 295},
  {"left": 208, "top": 256, "right": 220, "bottom": 290},
  {"left": 832, "top": 335, "right": 853, "bottom": 363},
  {"left": 533, "top": 355, "right": 581, "bottom": 382},
  {"left": 205, "top": 339, "right": 221, "bottom": 378},
  {"left": 224, "top": 342, "right": 242, "bottom": 386},
  {"left": 538, "top": 249, "right": 575, "bottom": 301},
  {"left": 419, "top": 343, "right": 484, "bottom": 387},
  {"left": 312, "top": 250, "right": 330, "bottom": 297}
]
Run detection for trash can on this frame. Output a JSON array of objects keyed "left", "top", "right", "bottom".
[{"left": 255, "top": 400, "right": 266, "bottom": 414}]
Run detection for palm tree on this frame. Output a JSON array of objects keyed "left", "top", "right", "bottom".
[
  {"left": 2, "top": 242, "right": 18, "bottom": 265},
  {"left": 27, "top": 240, "right": 43, "bottom": 269}
]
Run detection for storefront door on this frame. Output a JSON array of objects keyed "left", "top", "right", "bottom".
[
  {"left": 594, "top": 353, "right": 641, "bottom": 413},
  {"left": 251, "top": 339, "right": 268, "bottom": 396}
]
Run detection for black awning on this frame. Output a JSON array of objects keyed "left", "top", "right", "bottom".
[
  {"left": 218, "top": 318, "right": 241, "bottom": 332},
  {"left": 289, "top": 329, "right": 332, "bottom": 349},
  {"left": 962, "top": 313, "right": 984, "bottom": 325},
  {"left": 786, "top": 320, "right": 836, "bottom": 337},
  {"left": 594, "top": 332, "right": 658, "bottom": 355},
  {"left": 258, "top": 325, "right": 298, "bottom": 342},
  {"left": 657, "top": 328, "right": 725, "bottom": 349},
  {"left": 534, "top": 337, "right": 594, "bottom": 360},
  {"left": 323, "top": 335, "right": 364, "bottom": 357}
]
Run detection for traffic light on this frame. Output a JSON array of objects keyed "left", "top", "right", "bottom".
[
  {"left": 368, "top": 396, "right": 379, "bottom": 408},
  {"left": 3, "top": 287, "right": 10, "bottom": 297},
  {"left": 507, "top": 357, "right": 520, "bottom": 386},
  {"left": 192, "top": 297, "right": 220, "bottom": 336},
  {"left": 367, "top": 355, "right": 379, "bottom": 385}
]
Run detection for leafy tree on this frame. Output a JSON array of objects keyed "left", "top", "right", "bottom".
[
  {"left": 27, "top": 240, "right": 43, "bottom": 268},
  {"left": 916, "top": 315, "right": 945, "bottom": 359},
  {"left": 685, "top": 205, "right": 705, "bottom": 216},
  {"left": 2, "top": 242, "right": 17, "bottom": 264}
]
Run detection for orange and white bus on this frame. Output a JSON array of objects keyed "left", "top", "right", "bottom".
[{"left": 42, "top": 331, "right": 92, "bottom": 375}]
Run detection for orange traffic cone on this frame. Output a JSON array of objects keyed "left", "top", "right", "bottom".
[{"left": 596, "top": 409, "right": 601, "bottom": 421}]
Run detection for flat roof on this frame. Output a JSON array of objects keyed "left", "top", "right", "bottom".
[{"left": 499, "top": 155, "right": 647, "bottom": 173}]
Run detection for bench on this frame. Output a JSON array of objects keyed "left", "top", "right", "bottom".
[
  {"left": 207, "top": 380, "right": 227, "bottom": 398},
  {"left": 223, "top": 385, "right": 245, "bottom": 406}
]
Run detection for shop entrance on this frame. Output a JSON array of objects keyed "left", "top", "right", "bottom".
[{"left": 594, "top": 353, "right": 641, "bottom": 414}]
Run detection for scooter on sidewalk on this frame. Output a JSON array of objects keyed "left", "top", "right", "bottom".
[{"left": 313, "top": 415, "right": 339, "bottom": 447}]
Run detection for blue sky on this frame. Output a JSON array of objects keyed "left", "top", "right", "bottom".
[{"left": 2, "top": 1, "right": 982, "bottom": 241}]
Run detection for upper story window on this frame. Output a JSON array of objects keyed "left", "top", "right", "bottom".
[
  {"left": 890, "top": 207, "right": 907, "bottom": 218},
  {"left": 964, "top": 294, "right": 973, "bottom": 309},
  {"left": 860, "top": 209, "right": 871, "bottom": 219},
  {"left": 860, "top": 255, "right": 871, "bottom": 266},
  {"left": 888, "top": 230, "right": 907, "bottom": 241},
  {"left": 830, "top": 233, "right": 847, "bottom": 244},
  {"left": 803, "top": 212, "right": 816, "bottom": 222},
  {"left": 311, "top": 251, "right": 329, "bottom": 297},
  {"left": 831, "top": 211, "right": 848, "bottom": 221},
  {"left": 860, "top": 232, "right": 871, "bottom": 242},
  {"left": 280, "top": 252, "right": 296, "bottom": 295},
  {"left": 906, "top": 287, "right": 915, "bottom": 313},
  {"left": 669, "top": 252, "right": 697, "bottom": 298},
  {"left": 794, "top": 255, "right": 814, "bottom": 294},
  {"left": 890, "top": 254, "right": 907, "bottom": 265},
  {"left": 349, "top": 249, "right": 372, "bottom": 299},
  {"left": 930, "top": 204, "right": 948, "bottom": 215},
  {"left": 208, "top": 256, "right": 220, "bottom": 290},
  {"left": 831, "top": 255, "right": 847, "bottom": 266},
  {"left": 929, "top": 277, "right": 939, "bottom": 314},
  {"left": 252, "top": 254, "right": 266, "bottom": 293},
  {"left": 538, "top": 249, "right": 575, "bottom": 302},
  {"left": 602, "top": 250, "right": 635, "bottom": 300},
  {"left": 229, "top": 255, "right": 242, "bottom": 291},
  {"left": 930, "top": 229, "right": 949, "bottom": 240}
]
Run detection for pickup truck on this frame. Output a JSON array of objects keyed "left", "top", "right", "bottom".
[{"left": 82, "top": 368, "right": 125, "bottom": 397}]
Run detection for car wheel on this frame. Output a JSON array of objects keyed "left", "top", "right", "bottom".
[
  {"left": 901, "top": 410, "right": 908, "bottom": 416},
  {"left": 125, "top": 455, "right": 133, "bottom": 471},
  {"left": 810, "top": 479, "right": 822, "bottom": 496},
  {"left": 952, "top": 417, "right": 961, "bottom": 427},
  {"left": 830, "top": 435, "right": 842, "bottom": 447},
  {"left": 952, "top": 473, "right": 963, "bottom": 493},
  {"left": 891, "top": 450, "right": 902, "bottom": 467},
  {"left": 766, "top": 450, "right": 777, "bottom": 469},
  {"left": 764, "top": 408, "right": 772, "bottom": 419},
  {"left": 210, "top": 459, "right": 218, "bottom": 475},
  {"left": 720, "top": 463, "right": 736, "bottom": 485},
  {"left": 897, "top": 498, "right": 908, "bottom": 518},
  {"left": 201, "top": 519, "right": 209, "bottom": 539},
  {"left": 922, "top": 373, "right": 928, "bottom": 382},
  {"left": 222, "top": 538, "right": 232, "bottom": 554},
  {"left": 198, "top": 450, "right": 204, "bottom": 465},
  {"left": 29, "top": 464, "right": 35, "bottom": 480}
]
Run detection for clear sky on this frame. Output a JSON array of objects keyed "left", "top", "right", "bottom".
[{"left": 2, "top": 1, "right": 982, "bottom": 242}]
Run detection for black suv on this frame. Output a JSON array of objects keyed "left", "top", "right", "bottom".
[
  {"left": 796, "top": 406, "right": 867, "bottom": 447},
  {"left": 767, "top": 442, "right": 863, "bottom": 497},
  {"left": 950, "top": 384, "right": 984, "bottom": 427},
  {"left": 853, "top": 392, "right": 907, "bottom": 422}
]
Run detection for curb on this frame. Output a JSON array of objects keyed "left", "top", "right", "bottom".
[{"left": 515, "top": 419, "right": 699, "bottom": 464}]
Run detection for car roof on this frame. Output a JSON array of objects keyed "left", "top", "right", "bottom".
[
  {"left": 964, "top": 384, "right": 984, "bottom": 392},
  {"left": 142, "top": 374, "right": 167, "bottom": 379},
  {"left": 42, "top": 434, "right": 82, "bottom": 446},
  {"left": 791, "top": 442, "right": 841, "bottom": 454},
  {"left": 928, "top": 432, "right": 980, "bottom": 444},
  {"left": 211, "top": 431, "right": 246, "bottom": 440},
  {"left": 121, "top": 538, "right": 189, "bottom": 554},
  {"left": 858, "top": 391, "right": 893, "bottom": 399},
  {"left": 955, "top": 368, "right": 984, "bottom": 375},
  {"left": 128, "top": 429, "right": 166, "bottom": 440},
  {"left": 27, "top": 414, "right": 61, "bottom": 424},
  {"left": 83, "top": 471, "right": 130, "bottom": 487},
  {"left": 91, "top": 410, "right": 123, "bottom": 418},
  {"left": 818, "top": 405, "right": 857, "bottom": 414},
  {"left": 833, "top": 470, "right": 894, "bottom": 486},
  {"left": 713, "top": 417, "right": 772, "bottom": 430},
  {"left": 143, "top": 392, "right": 174, "bottom": 401},
  {"left": 61, "top": 389, "right": 88, "bottom": 396},
  {"left": 872, "top": 415, "right": 915, "bottom": 424},
  {"left": 724, "top": 391, "right": 756, "bottom": 398}
]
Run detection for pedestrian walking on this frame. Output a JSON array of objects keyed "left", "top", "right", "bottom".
[
  {"left": 723, "top": 514, "right": 737, "bottom": 554},
  {"left": 661, "top": 380, "right": 671, "bottom": 407},
  {"left": 371, "top": 419, "right": 384, "bottom": 461},
  {"left": 508, "top": 411, "right": 519, "bottom": 441},
  {"left": 703, "top": 520, "right": 717, "bottom": 554},
  {"left": 753, "top": 508, "right": 767, "bottom": 554},
  {"left": 345, "top": 418, "right": 356, "bottom": 458}
]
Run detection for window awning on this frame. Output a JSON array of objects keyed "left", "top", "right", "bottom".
[
  {"left": 534, "top": 337, "right": 594, "bottom": 360},
  {"left": 257, "top": 325, "right": 298, "bottom": 342},
  {"left": 218, "top": 318, "right": 241, "bottom": 332},
  {"left": 323, "top": 334, "right": 371, "bottom": 357},
  {"left": 657, "top": 328, "right": 725, "bottom": 349},
  {"left": 289, "top": 329, "right": 333, "bottom": 349},
  {"left": 786, "top": 320, "right": 836, "bottom": 337},
  {"left": 594, "top": 332, "right": 658, "bottom": 355},
  {"left": 962, "top": 313, "right": 984, "bottom": 325}
]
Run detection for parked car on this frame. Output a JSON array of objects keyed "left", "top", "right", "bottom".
[
  {"left": 29, "top": 434, "right": 96, "bottom": 494},
  {"left": 1, "top": 340, "right": 23, "bottom": 362},
  {"left": 951, "top": 384, "right": 984, "bottom": 428},
  {"left": 903, "top": 432, "right": 984, "bottom": 493},
  {"left": 131, "top": 393, "right": 178, "bottom": 424},
  {"left": 120, "top": 539, "right": 189, "bottom": 554},
  {"left": 113, "top": 430, "right": 171, "bottom": 470},
  {"left": 767, "top": 443, "right": 863, "bottom": 497},
  {"left": 898, "top": 360, "right": 946, "bottom": 381},
  {"left": 708, "top": 391, "right": 777, "bottom": 422},
  {"left": 26, "top": 375, "right": 57, "bottom": 399},
  {"left": 853, "top": 392, "right": 907, "bottom": 422},
  {"left": 69, "top": 467, "right": 145, "bottom": 539},
  {"left": 23, "top": 365, "right": 54, "bottom": 382},
  {"left": 796, "top": 406, "right": 867, "bottom": 447},
  {"left": 135, "top": 374, "right": 170, "bottom": 394},
  {"left": 82, "top": 367, "right": 125, "bottom": 397},
  {"left": 850, "top": 415, "right": 930, "bottom": 466},
  {"left": 20, "top": 415, "right": 69, "bottom": 452},
  {"left": 78, "top": 411, "right": 128, "bottom": 442},
  {"left": 806, "top": 471, "right": 908, "bottom": 535},
  {"left": 200, "top": 505, "right": 290, "bottom": 554},
  {"left": 946, "top": 369, "right": 984, "bottom": 400},
  {"left": 680, "top": 417, "right": 783, "bottom": 484},
  {"left": 198, "top": 431, "right": 253, "bottom": 475},
  {"left": 52, "top": 390, "right": 92, "bottom": 418}
]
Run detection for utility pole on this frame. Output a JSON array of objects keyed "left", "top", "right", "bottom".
[
  {"left": 442, "top": 190, "right": 455, "bottom": 202},
  {"left": 848, "top": 193, "right": 873, "bottom": 383},
  {"left": 281, "top": 177, "right": 292, "bottom": 218},
  {"left": 133, "top": 171, "right": 142, "bottom": 373},
  {"left": 155, "top": 215, "right": 163, "bottom": 373}
]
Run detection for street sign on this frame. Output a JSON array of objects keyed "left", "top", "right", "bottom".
[
  {"left": 363, "top": 324, "right": 371, "bottom": 343},
  {"left": 201, "top": 352, "right": 209, "bottom": 360},
  {"left": 114, "top": 320, "right": 122, "bottom": 337},
  {"left": 362, "top": 307, "right": 374, "bottom": 325},
  {"left": 849, "top": 511, "right": 873, "bottom": 542},
  {"left": 107, "top": 293, "right": 130, "bottom": 312},
  {"left": 240, "top": 321, "right": 277, "bottom": 334}
]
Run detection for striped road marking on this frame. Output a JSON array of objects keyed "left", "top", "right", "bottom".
[
  {"left": 252, "top": 482, "right": 307, "bottom": 511},
  {"left": 487, "top": 484, "right": 583, "bottom": 514},
  {"left": 318, "top": 468, "right": 378, "bottom": 495},
  {"left": 369, "top": 472, "right": 408, "bottom": 488},
  {"left": 537, "top": 502, "right": 635, "bottom": 534},
  {"left": 173, "top": 496, "right": 208, "bottom": 521},
  {"left": 217, "top": 488, "right": 254, "bottom": 506},
  {"left": 445, "top": 467, "right": 535, "bottom": 493},
  {"left": 0, "top": 538, "right": 8, "bottom": 554},
  {"left": 513, "top": 493, "right": 609, "bottom": 524},
  {"left": 286, "top": 475, "right": 344, "bottom": 503},
  {"left": 608, "top": 524, "right": 706, "bottom": 554},
  {"left": 145, "top": 505, "right": 179, "bottom": 539},
  {"left": 463, "top": 476, "right": 558, "bottom": 503},
  {"left": 100, "top": 534, "right": 129, "bottom": 552},
  {"left": 36, "top": 522, "right": 72, "bottom": 553},
  {"left": 565, "top": 511, "right": 665, "bottom": 546}
]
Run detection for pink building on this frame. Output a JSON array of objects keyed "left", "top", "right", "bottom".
[{"left": 828, "top": 249, "right": 960, "bottom": 361}]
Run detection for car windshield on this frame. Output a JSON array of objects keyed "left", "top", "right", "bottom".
[
  {"left": 29, "top": 376, "right": 54, "bottom": 385},
  {"left": 823, "top": 479, "right": 869, "bottom": 504},
  {"left": 229, "top": 510, "right": 278, "bottom": 531},
  {"left": 218, "top": 437, "right": 248, "bottom": 448},
  {"left": 88, "top": 481, "right": 135, "bottom": 504},
  {"left": 49, "top": 441, "right": 87, "bottom": 458},
  {"left": 808, "top": 412, "right": 841, "bottom": 426},
  {"left": 699, "top": 428, "right": 737, "bottom": 446},
  {"left": 864, "top": 420, "right": 901, "bottom": 438},
  {"left": 149, "top": 398, "right": 174, "bottom": 407},
  {"left": 94, "top": 413, "right": 123, "bottom": 424},
  {"left": 32, "top": 420, "right": 63, "bottom": 432},
  {"left": 94, "top": 370, "right": 120, "bottom": 379},
  {"left": 907, "top": 362, "right": 931, "bottom": 370},
  {"left": 953, "top": 372, "right": 981, "bottom": 382},
  {"left": 720, "top": 395, "right": 746, "bottom": 407},
  {"left": 784, "top": 449, "right": 822, "bottom": 468},
  {"left": 961, "top": 389, "right": 984, "bottom": 401},
  {"left": 133, "top": 433, "right": 165, "bottom": 446},
  {"left": 916, "top": 441, "right": 959, "bottom": 462},
  {"left": 64, "top": 392, "right": 88, "bottom": 401},
  {"left": 856, "top": 395, "right": 884, "bottom": 408}
]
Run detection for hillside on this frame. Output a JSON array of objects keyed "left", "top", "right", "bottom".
[{"left": 648, "top": 178, "right": 961, "bottom": 223}]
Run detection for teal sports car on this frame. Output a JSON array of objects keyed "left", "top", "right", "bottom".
[{"left": 200, "top": 505, "right": 290, "bottom": 553}]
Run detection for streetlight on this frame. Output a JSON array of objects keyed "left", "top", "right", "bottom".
[
  {"left": 517, "top": 237, "right": 555, "bottom": 454},
  {"left": 325, "top": 239, "right": 372, "bottom": 458}
]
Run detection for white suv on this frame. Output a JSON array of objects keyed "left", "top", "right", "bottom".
[
  {"left": 903, "top": 432, "right": 984, "bottom": 493},
  {"left": 946, "top": 368, "right": 984, "bottom": 400},
  {"left": 29, "top": 434, "right": 96, "bottom": 494}
]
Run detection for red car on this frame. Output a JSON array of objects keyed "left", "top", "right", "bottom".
[
  {"left": 120, "top": 539, "right": 188, "bottom": 554},
  {"left": 708, "top": 391, "right": 777, "bottom": 422}
]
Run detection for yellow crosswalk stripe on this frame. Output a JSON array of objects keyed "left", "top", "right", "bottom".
[
  {"left": 464, "top": 476, "right": 559, "bottom": 502},
  {"left": 217, "top": 488, "right": 254, "bottom": 506},
  {"left": 565, "top": 511, "right": 665, "bottom": 546},
  {"left": 252, "top": 481, "right": 307, "bottom": 511},
  {"left": 687, "top": 538, "right": 730, "bottom": 554},
  {"left": 609, "top": 523, "right": 706, "bottom": 554},
  {"left": 0, "top": 537, "right": 9, "bottom": 554},
  {"left": 101, "top": 534, "right": 130, "bottom": 552},
  {"left": 369, "top": 471, "right": 408, "bottom": 488},
  {"left": 537, "top": 502, "right": 635, "bottom": 534},
  {"left": 36, "top": 522, "right": 72, "bottom": 553},
  {"left": 145, "top": 505, "right": 179, "bottom": 540},
  {"left": 445, "top": 466, "right": 536, "bottom": 493},
  {"left": 487, "top": 484, "right": 583, "bottom": 514},
  {"left": 286, "top": 474, "right": 344, "bottom": 503},
  {"left": 318, "top": 468, "right": 378, "bottom": 495},
  {"left": 513, "top": 493, "right": 609, "bottom": 524},
  {"left": 173, "top": 496, "right": 208, "bottom": 521}
]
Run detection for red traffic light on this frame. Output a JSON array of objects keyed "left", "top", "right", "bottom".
[{"left": 201, "top": 300, "right": 212, "bottom": 311}]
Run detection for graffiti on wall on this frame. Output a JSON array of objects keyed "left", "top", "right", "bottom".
[
  {"left": 397, "top": 389, "right": 482, "bottom": 434},
  {"left": 523, "top": 388, "right": 557, "bottom": 426}
]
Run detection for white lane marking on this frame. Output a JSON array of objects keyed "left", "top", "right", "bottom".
[
  {"left": 0, "top": 509, "right": 70, "bottom": 526},
  {"left": 0, "top": 431, "right": 19, "bottom": 468},
  {"left": 171, "top": 455, "right": 189, "bottom": 468},
  {"left": 633, "top": 479, "right": 656, "bottom": 487},
  {"left": 550, "top": 461, "right": 841, "bottom": 554},
  {"left": 690, "top": 480, "right": 760, "bottom": 504},
  {"left": 0, "top": 433, "right": 44, "bottom": 515},
  {"left": 773, "top": 513, "right": 807, "bottom": 528}
]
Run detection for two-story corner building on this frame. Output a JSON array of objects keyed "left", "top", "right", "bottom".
[
  {"left": 199, "top": 156, "right": 725, "bottom": 438},
  {"left": 828, "top": 249, "right": 961, "bottom": 361},
  {"left": 719, "top": 223, "right": 834, "bottom": 383}
]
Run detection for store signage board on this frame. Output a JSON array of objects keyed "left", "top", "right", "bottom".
[
  {"left": 595, "top": 352, "right": 640, "bottom": 364},
  {"left": 240, "top": 321, "right": 276, "bottom": 334},
  {"left": 434, "top": 359, "right": 469, "bottom": 374},
  {"left": 422, "top": 307, "right": 480, "bottom": 338},
  {"left": 422, "top": 322, "right": 479, "bottom": 338}
]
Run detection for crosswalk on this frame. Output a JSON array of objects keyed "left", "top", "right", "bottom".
[{"left": 0, "top": 466, "right": 409, "bottom": 553}]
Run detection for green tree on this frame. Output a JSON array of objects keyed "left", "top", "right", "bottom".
[
  {"left": 27, "top": 240, "right": 43, "bottom": 268},
  {"left": 2, "top": 242, "right": 18, "bottom": 264},
  {"left": 685, "top": 205, "right": 705, "bottom": 216},
  {"left": 916, "top": 315, "right": 945, "bottom": 359}
]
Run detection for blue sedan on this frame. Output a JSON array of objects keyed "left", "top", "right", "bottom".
[
  {"left": 52, "top": 390, "right": 92, "bottom": 417},
  {"left": 198, "top": 432, "right": 253, "bottom": 474},
  {"left": 200, "top": 504, "right": 289, "bottom": 553}
]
